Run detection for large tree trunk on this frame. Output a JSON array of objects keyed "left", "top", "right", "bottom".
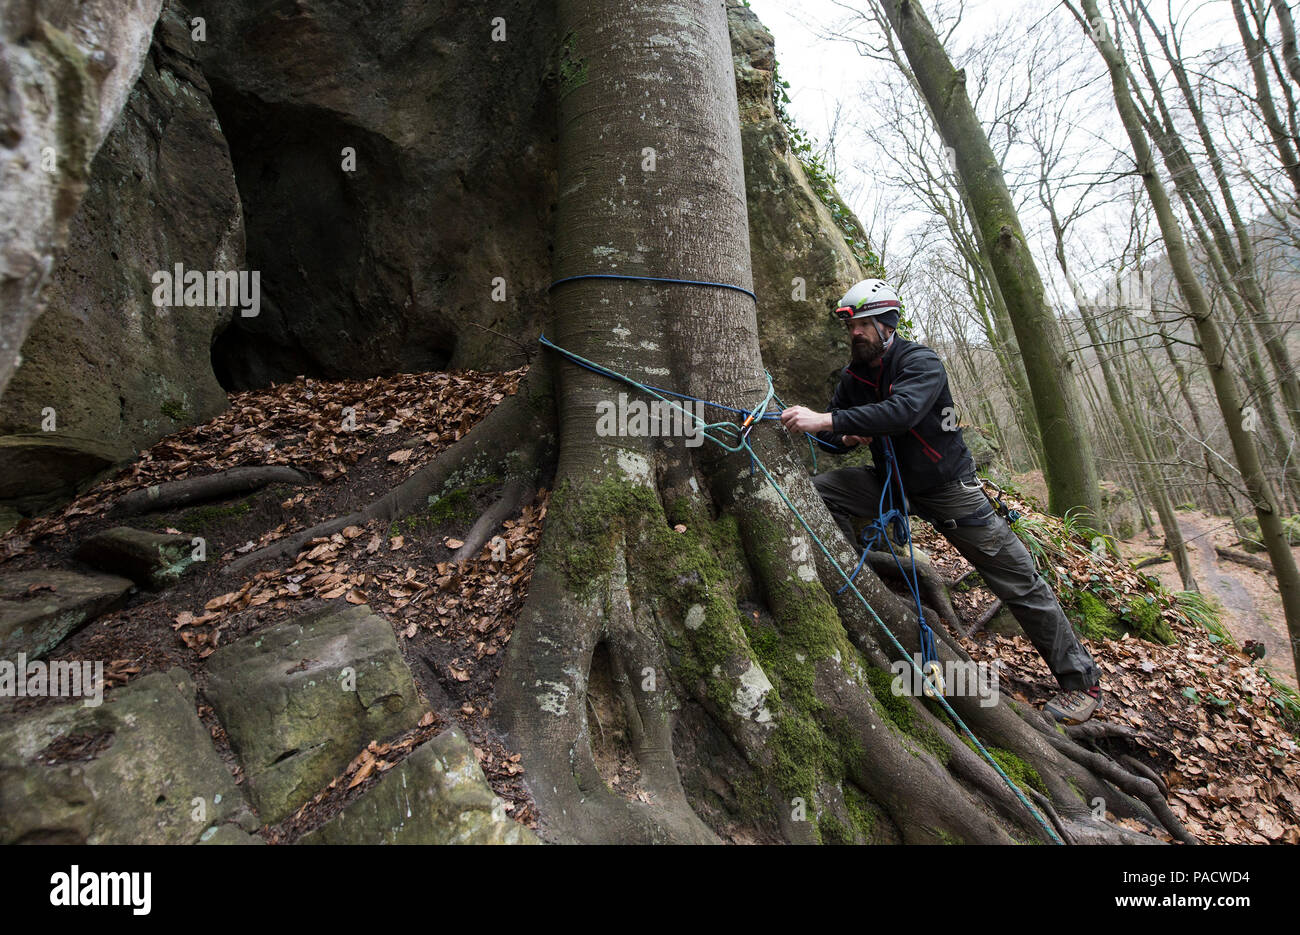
[
  {"left": 1078, "top": 0, "right": 1300, "bottom": 685},
  {"left": 489, "top": 0, "right": 1180, "bottom": 845},
  {"left": 876, "top": 0, "right": 1103, "bottom": 527}
]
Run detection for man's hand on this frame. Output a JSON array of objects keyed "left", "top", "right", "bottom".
[
  {"left": 842, "top": 435, "right": 873, "bottom": 447},
  {"left": 780, "top": 406, "right": 833, "bottom": 434}
]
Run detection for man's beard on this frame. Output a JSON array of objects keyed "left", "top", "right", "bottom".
[{"left": 851, "top": 338, "right": 883, "bottom": 364}]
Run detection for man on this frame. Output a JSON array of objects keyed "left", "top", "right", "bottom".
[{"left": 779, "top": 278, "right": 1103, "bottom": 724}]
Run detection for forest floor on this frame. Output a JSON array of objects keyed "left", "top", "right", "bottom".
[
  {"left": 1121, "top": 510, "right": 1298, "bottom": 690},
  {"left": 3, "top": 370, "right": 1299, "bottom": 843}
]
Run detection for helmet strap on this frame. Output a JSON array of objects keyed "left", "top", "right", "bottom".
[{"left": 873, "top": 318, "right": 894, "bottom": 352}]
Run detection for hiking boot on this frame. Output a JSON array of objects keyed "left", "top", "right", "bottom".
[{"left": 1044, "top": 685, "right": 1102, "bottom": 725}]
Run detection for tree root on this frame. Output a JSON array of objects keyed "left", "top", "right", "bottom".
[
  {"left": 224, "top": 370, "right": 555, "bottom": 576},
  {"left": 1026, "top": 787, "right": 1076, "bottom": 845},
  {"left": 1120, "top": 754, "right": 1169, "bottom": 797},
  {"left": 1029, "top": 711, "right": 1197, "bottom": 844},
  {"left": 1064, "top": 720, "right": 1158, "bottom": 747},
  {"left": 971, "top": 598, "right": 1004, "bottom": 635},
  {"left": 109, "top": 465, "right": 315, "bottom": 517},
  {"left": 861, "top": 549, "right": 964, "bottom": 634},
  {"left": 450, "top": 478, "right": 535, "bottom": 562}
]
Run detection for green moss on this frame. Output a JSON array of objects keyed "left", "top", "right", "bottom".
[
  {"left": 817, "top": 811, "right": 850, "bottom": 845},
  {"left": 556, "top": 31, "right": 588, "bottom": 97},
  {"left": 862, "top": 666, "right": 950, "bottom": 764},
  {"left": 424, "top": 488, "right": 475, "bottom": 525},
  {"left": 988, "top": 746, "right": 1047, "bottom": 795},
  {"left": 1066, "top": 776, "right": 1087, "bottom": 803},
  {"left": 388, "top": 475, "right": 501, "bottom": 537},
  {"left": 159, "top": 399, "right": 187, "bottom": 421},
  {"left": 1069, "top": 590, "right": 1123, "bottom": 641},
  {"left": 958, "top": 733, "right": 1047, "bottom": 795},
  {"left": 183, "top": 498, "right": 251, "bottom": 531},
  {"left": 1122, "top": 594, "right": 1176, "bottom": 645},
  {"left": 842, "top": 782, "right": 879, "bottom": 842}
]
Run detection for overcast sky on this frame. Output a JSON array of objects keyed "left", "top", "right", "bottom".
[{"left": 743, "top": 0, "right": 1242, "bottom": 308}]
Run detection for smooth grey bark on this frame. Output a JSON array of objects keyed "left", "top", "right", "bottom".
[{"left": 490, "top": 0, "right": 1171, "bottom": 845}]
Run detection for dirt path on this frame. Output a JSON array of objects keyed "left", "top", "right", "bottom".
[{"left": 1124, "top": 510, "right": 1297, "bottom": 690}]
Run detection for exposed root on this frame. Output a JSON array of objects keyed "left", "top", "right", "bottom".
[
  {"left": 1026, "top": 787, "right": 1076, "bottom": 845},
  {"left": 1120, "top": 754, "right": 1170, "bottom": 797},
  {"left": 450, "top": 477, "right": 536, "bottom": 563},
  {"left": 862, "top": 549, "right": 964, "bottom": 634},
  {"left": 109, "top": 465, "right": 314, "bottom": 517},
  {"left": 225, "top": 371, "right": 555, "bottom": 576},
  {"left": 1064, "top": 720, "right": 1159, "bottom": 747},
  {"left": 1030, "top": 711, "right": 1197, "bottom": 844},
  {"left": 971, "top": 598, "right": 1004, "bottom": 634}
]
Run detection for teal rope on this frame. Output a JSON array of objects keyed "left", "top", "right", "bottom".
[{"left": 541, "top": 335, "right": 1065, "bottom": 845}]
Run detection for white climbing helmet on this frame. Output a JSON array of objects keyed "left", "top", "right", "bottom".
[{"left": 835, "top": 278, "right": 901, "bottom": 320}]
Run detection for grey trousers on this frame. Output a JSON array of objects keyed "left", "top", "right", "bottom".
[{"left": 813, "top": 466, "right": 1100, "bottom": 691}]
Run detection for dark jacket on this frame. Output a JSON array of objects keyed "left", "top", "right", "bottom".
[{"left": 816, "top": 336, "right": 975, "bottom": 494}]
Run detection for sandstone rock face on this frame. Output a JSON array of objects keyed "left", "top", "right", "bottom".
[
  {"left": 0, "top": 668, "right": 252, "bottom": 844},
  {"left": 299, "top": 727, "right": 537, "bottom": 845},
  {"left": 0, "top": 567, "right": 134, "bottom": 659},
  {"left": 0, "top": 433, "right": 125, "bottom": 515},
  {"left": 0, "top": 0, "right": 165, "bottom": 396},
  {"left": 1098, "top": 479, "right": 1144, "bottom": 541},
  {"left": 186, "top": 0, "right": 559, "bottom": 387},
  {"left": 0, "top": 1, "right": 242, "bottom": 485},
  {"left": 728, "top": 0, "right": 872, "bottom": 409},
  {"left": 204, "top": 603, "right": 425, "bottom": 823}
]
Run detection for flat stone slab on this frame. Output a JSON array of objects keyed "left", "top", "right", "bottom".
[
  {"left": 75, "top": 526, "right": 199, "bottom": 590},
  {"left": 299, "top": 727, "right": 537, "bottom": 845},
  {"left": 0, "top": 568, "right": 134, "bottom": 659},
  {"left": 0, "top": 668, "right": 249, "bottom": 844},
  {"left": 204, "top": 603, "right": 425, "bottom": 824}
]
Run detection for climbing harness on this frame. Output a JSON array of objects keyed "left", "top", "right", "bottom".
[{"left": 538, "top": 331, "right": 1066, "bottom": 845}]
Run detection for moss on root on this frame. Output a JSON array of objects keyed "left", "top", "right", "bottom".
[
  {"left": 548, "top": 472, "right": 883, "bottom": 827},
  {"left": 957, "top": 732, "right": 1047, "bottom": 795},
  {"left": 1070, "top": 590, "right": 1123, "bottom": 641},
  {"left": 388, "top": 473, "right": 502, "bottom": 537},
  {"left": 863, "top": 666, "right": 951, "bottom": 765},
  {"left": 182, "top": 498, "right": 252, "bottom": 531}
]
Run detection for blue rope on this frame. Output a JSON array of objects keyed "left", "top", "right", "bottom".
[
  {"left": 836, "top": 437, "right": 940, "bottom": 672},
  {"left": 548, "top": 272, "right": 758, "bottom": 302},
  {"left": 539, "top": 334, "right": 1066, "bottom": 845}
]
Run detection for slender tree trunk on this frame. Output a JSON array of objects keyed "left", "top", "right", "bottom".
[
  {"left": 879, "top": 0, "right": 1103, "bottom": 527},
  {"left": 1233, "top": 0, "right": 1300, "bottom": 198},
  {"left": 1273, "top": 0, "right": 1300, "bottom": 89},
  {"left": 1130, "top": 0, "right": 1300, "bottom": 446},
  {"left": 1079, "top": 0, "right": 1300, "bottom": 679},
  {"left": 1042, "top": 194, "right": 1198, "bottom": 586}
]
